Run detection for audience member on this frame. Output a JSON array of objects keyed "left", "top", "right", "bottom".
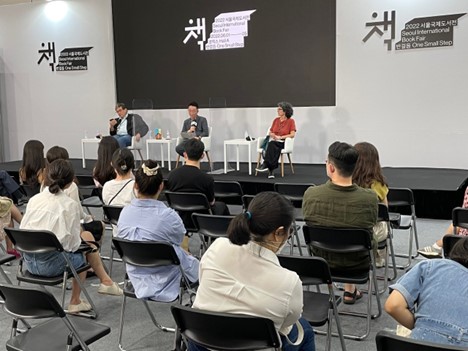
[
  {"left": 175, "top": 101, "right": 209, "bottom": 157},
  {"left": 109, "top": 102, "right": 149, "bottom": 148},
  {"left": 0, "top": 196, "right": 22, "bottom": 258},
  {"left": 256, "top": 102, "right": 296, "bottom": 179},
  {"left": 20, "top": 159, "right": 122, "bottom": 313},
  {"left": 0, "top": 170, "right": 26, "bottom": 205},
  {"left": 102, "top": 148, "right": 135, "bottom": 207},
  {"left": 19, "top": 139, "right": 45, "bottom": 187},
  {"left": 117, "top": 160, "right": 199, "bottom": 302},
  {"left": 93, "top": 136, "right": 119, "bottom": 188},
  {"left": 385, "top": 236, "right": 468, "bottom": 347},
  {"left": 191, "top": 192, "right": 315, "bottom": 351},
  {"left": 353, "top": 141, "right": 389, "bottom": 267},
  {"left": 302, "top": 141, "right": 378, "bottom": 304}
]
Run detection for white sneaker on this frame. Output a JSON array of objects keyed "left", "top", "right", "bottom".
[
  {"left": 417, "top": 244, "right": 442, "bottom": 258},
  {"left": 68, "top": 300, "right": 92, "bottom": 313},
  {"left": 98, "top": 282, "right": 123, "bottom": 296}
]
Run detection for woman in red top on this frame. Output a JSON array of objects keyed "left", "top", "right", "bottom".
[{"left": 256, "top": 102, "right": 296, "bottom": 178}]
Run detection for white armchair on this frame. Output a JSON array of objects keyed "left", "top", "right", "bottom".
[
  {"left": 128, "top": 135, "right": 144, "bottom": 164},
  {"left": 255, "top": 131, "right": 295, "bottom": 177},
  {"left": 176, "top": 127, "right": 212, "bottom": 170}
]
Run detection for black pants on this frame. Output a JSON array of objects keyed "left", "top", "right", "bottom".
[{"left": 263, "top": 141, "right": 285, "bottom": 171}]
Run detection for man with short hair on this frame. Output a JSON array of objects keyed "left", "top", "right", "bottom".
[
  {"left": 109, "top": 102, "right": 149, "bottom": 148},
  {"left": 175, "top": 101, "right": 209, "bottom": 156},
  {"left": 302, "top": 141, "right": 378, "bottom": 304}
]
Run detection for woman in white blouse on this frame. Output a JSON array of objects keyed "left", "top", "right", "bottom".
[
  {"left": 102, "top": 148, "right": 135, "bottom": 207},
  {"left": 191, "top": 192, "right": 315, "bottom": 351},
  {"left": 20, "top": 159, "right": 122, "bottom": 314}
]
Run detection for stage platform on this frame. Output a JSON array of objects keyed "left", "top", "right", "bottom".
[{"left": 2, "top": 159, "right": 467, "bottom": 219}]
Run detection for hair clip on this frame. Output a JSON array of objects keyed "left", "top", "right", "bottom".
[
  {"left": 244, "top": 211, "right": 252, "bottom": 220},
  {"left": 142, "top": 163, "right": 160, "bottom": 176},
  {"left": 121, "top": 164, "right": 128, "bottom": 171}
]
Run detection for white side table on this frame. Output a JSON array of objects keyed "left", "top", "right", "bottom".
[
  {"left": 146, "top": 138, "right": 175, "bottom": 170},
  {"left": 224, "top": 139, "right": 256, "bottom": 175},
  {"left": 81, "top": 138, "right": 100, "bottom": 168}
]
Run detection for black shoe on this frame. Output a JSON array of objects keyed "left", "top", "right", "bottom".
[
  {"left": 256, "top": 163, "right": 268, "bottom": 173},
  {"left": 268, "top": 171, "right": 275, "bottom": 179}
]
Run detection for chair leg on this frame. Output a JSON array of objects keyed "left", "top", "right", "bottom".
[
  {"left": 287, "top": 153, "right": 294, "bottom": 174},
  {"left": 142, "top": 300, "right": 175, "bottom": 332},
  {"left": 118, "top": 293, "right": 127, "bottom": 350},
  {"left": 205, "top": 151, "right": 212, "bottom": 171},
  {"left": 137, "top": 149, "right": 144, "bottom": 162},
  {"left": 280, "top": 154, "right": 284, "bottom": 177},
  {"left": 255, "top": 152, "right": 262, "bottom": 176}
]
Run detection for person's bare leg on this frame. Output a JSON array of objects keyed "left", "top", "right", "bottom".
[
  {"left": 80, "top": 231, "right": 113, "bottom": 286},
  {"left": 10, "top": 205, "right": 22, "bottom": 224},
  {"left": 69, "top": 271, "right": 86, "bottom": 305}
]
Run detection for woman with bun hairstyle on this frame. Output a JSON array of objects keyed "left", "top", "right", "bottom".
[
  {"left": 20, "top": 159, "right": 122, "bottom": 314},
  {"left": 102, "top": 148, "right": 135, "bottom": 207},
  {"left": 191, "top": 192, "right": 315, "bottom": 351}
]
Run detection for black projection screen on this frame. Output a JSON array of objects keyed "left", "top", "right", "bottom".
[{"left": 112, "top": 0, "right": 336, "bottom": 109}]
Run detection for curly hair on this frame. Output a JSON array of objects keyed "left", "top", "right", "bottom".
[{"left": 277, "top": 102, "right": 294, "bottom": 118}]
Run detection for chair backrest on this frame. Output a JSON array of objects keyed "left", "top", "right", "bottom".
[
  {"left": 282, "top": 133, "right": 296, "bottom": 154},
  {"left": 375, "top": 330, "right": 467, "bottom": 351},
  {"left": 132, "top": 98, "right": 153, "bottom": 109},
  {"left": 103, "top": 205, "right": 124, "bottom": 226},
  {"left": 192, "top": 213, "right": 234, "bottom": 240},
  {"left": 274, "top": 183, "right": 314, "bottom": 203},
  {"left": 377, "top": 203, "right": 390, "bottom": 222},
  {"left": 242, "top": 194, "right": 255, "bottom": 210},
  {"left": 200, "top": 127, "right": 213, "bottom": 151},
  {"left": 442, "top": 234, "right": 462, "bottom": 258},
  {"left": 112, "top": 237, "right": 180, "bottom": 268},
  {"left": 214, "top": 181, "right": 244, "bottom": 205},
  {"left": 388, "top": 187, "right": 415, "bottom": 215},
  {"left": 20, "top": 183, "right": 40, "bottom": 198},
  {"left": 165, "top": 191, "right": 212, "bottom": 232},
  {"left": 278, "top": 255, "right": 332, "bottom": 286},
  {"left": 0, "top": 283, "right": 65, "bottom": 319},
  {"left": 452, "top": 207, "right": 468, "bottom": 231},
  {"left": 75, "top": 174, "right": 96, "bottom": 187},
  {"left": 4, "top": 228, "right": 62, "bottom": 254},
  {"left": 302, "top": 225, "right": 373, "bottom": 251},
  {"left": 171, "top": 305, "right": 281, "bottom": 351}
]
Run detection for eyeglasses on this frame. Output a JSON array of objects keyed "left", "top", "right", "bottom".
[{"left": 277, "top": 108, "right": 283, "bottom": 111}]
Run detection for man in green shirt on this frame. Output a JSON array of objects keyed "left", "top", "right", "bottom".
[{"left": 302, "top": 141, "right": 378, "bottom": 304}]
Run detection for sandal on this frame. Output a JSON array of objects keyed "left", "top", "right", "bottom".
[{"left": 343, "top": 288, "right": 363, "bottom": 305}]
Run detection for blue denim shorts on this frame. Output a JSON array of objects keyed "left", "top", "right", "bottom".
[{"left": 23, "top": 251, "right": 86, "bottom": 277}]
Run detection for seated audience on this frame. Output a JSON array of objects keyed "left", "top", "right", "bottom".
[
  {"left": 102, "top": 148, "right": 135, "bottom": 207},
  {"left": 256, "top": 102, "right": 296, "bottom": 179},
  {"left": 385, "top": 236, "right": 468, "bottom": 347},
  {"left": 0, "top": 196, "right": 22, "bottom": 257},
  {"left": 353, "top": 141, "right": 389, "bottom": 267},
  {"left": 93, "top": 136, "right": 120, "bottom": 188},
  {"left": 45, "top": 146, "right": 104, "bottom": 243},
  {"left": 19, "top": 139, "right": 45, "bottom": 187},
  {"left": 302, "top": 141, "right": 378, "bottom": 304},
  {"left": 191, "top": 192, "right": 315, "bottom": 351},
  {"left": 175, "top": 101, "right": 209, "bottom": 157},
  {"left": 419, "top": 186, "right": 468, "bottom": 258},
  {"left": 0, "top": 170, "right": 26, "bottom": 205},
  {"left": 20, "top": 159, "right": 122, "bottom": 313},
  {"left": 109, "top": 102, "right": 149, "bottom": 148},
  {"left": 116, "top": 160, "right": 199, "bottom": 302}
]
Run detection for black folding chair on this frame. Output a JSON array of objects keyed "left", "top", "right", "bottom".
[
  {"left": 303, "top": 225, "right": 382, "bottom": 340},
  {"left": 171, "top": 305, "right": 281, "bottom": 351},
  {"left": 443, "top": 234, "right": 462, "bottom": 258},
  {"left": 376, "top": 330, "right": 467, "bottom": 351},
  {"left": 214, "top": 180, "right": 244, "bottom": 214},
  {"left": 76, "top": 175, "right": 103, "bottom": 214},
  {"left": 451, "top": 207, "right": 468, "bottom": 232},
  {"left": 0, "top": 283, "right": 110, "bottom": 351},
  {"left": 165, "top": 191, "right": 212, "bottom": 233},
  {"left": 102, "top": 205, "right": 125, "bottom": 276},
  {"left": 112, "top": 237, "right": 197, "bottom": 351},
  {"left": 278, "top": 255, "right": 346, "bottom": 351},
  {"left": 242, "top": 194, "right": 255, "bottom": 211},
  {"left": 376, "top": 203, "right": 398, "bottom": 286},
  {"left": 192, "top": 213, "right": 234, "bottom": 253},
  {"left": 4, "top": 228, "right": 98, "bottom": 319}
]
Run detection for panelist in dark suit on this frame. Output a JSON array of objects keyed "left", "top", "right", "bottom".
[
  {"left": 109, "top": 102, "right": 149, "bottom": 148},
  {"left": 175, "top": 101, "right": 209, "bottom": 156}
]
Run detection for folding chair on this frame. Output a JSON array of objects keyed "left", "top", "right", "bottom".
[
  {"left": 0, "top": 283, "right": 110, "bottom": 351},
  {"left": 241, "top": 194, "right": 255, "bottom": 211},
  {"left": 375, "top": 330, "right": 467, "bottom": 351},
  {"left": 387, "top": 187, "right": 419, "bottom": 268},
  {"left": 112, "top": 238, "right": 197, "bottom": 351},
  {"left": 278, "top": 255, "right": 346, "bottom": 351},
  {"left": 171, "top": 305, "right": 281, "bottom": 351},
  {"left": 451, "top": 207, "right": 468, "bottom": 232},
  {"left": 102, "top": 205, "right": 124, "bottom": 276},
  {"left": 443, "top": 234, "right": 462, "bottom": 258},
  {"left": 0, "top": 253, "right": 16, "bottom": 284},
  {"left": 376, "top": 203, "right": 398, "bottom": 286},
  {"left": 214, "top": 180, "right": 243, "bottom": 214},
  {"left": 192, "top": 213, "right": 234, "bottom": 253},
  {"left": 4, "top": 228, "right": 98, "bottom": 319},
  {"left": 19, "top": 183, "right": 40, "bottom": 200},
  {"left": 303, "top": 225, "right": 382, "bottom": 340},
  {"left": 75, "top": 175, "right": 103, "bottom": 215}
]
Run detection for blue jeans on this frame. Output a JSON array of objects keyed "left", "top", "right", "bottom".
[
  {"left": 188, "top": 317, "right": 315, "bottom": 351},
  {"left": 23, "top": 251, "right": 86, "bottom": 277},
  {"left": 113, "top": 134, "right": 131, "bottom": 148}
]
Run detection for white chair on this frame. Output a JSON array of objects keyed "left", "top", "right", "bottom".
[
  {"left": 255, "top": 131, "right": 295, "bottom": 177},
  {"left": 176, "top": 127, "right": 212, "bottom": 170},
  {"left": 128, "top": 135, "right": 144, "bottom": 163}
]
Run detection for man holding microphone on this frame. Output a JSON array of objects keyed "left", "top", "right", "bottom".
[
  {"left": 109, "top": 103, "right": 149, "bottom": 148},
  {"left": 175, "top": 101, "right": 209, "bottom": 157}
]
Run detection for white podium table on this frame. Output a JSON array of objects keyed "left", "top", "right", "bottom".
[
  {"left": 81, "top": 138, "right": 100, "bottom": 168},
  {"left": 146, "top": 138, "right": 175, "bottom": 170},
  {"left": 224, "top": 139, "right": 256, "bottom": 175}
]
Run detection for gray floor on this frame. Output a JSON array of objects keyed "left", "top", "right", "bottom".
[{"left": 0, "top": 207, "right": 449, "bottom": 351}]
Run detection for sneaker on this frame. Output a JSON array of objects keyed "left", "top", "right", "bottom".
[
  {"left": 68, "top": 300, "right": 92, "bottom": 314},
  {"left": 375, "top": 257, "right": 386, "bottom": 268},
  {"left": 268, "top": 171, "right": 275, "bottom": 179},
  {"left": 98, "top": 282, "right": 123, "bottom": 296},
  {"left": 256, "top": 163, "right": 269, "bottom": 173},
  {"left": 417, "top": 244, "right": 442, "bottom": 258}
]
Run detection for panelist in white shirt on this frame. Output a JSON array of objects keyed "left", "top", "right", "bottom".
[{"left": 109, "top": 102, "right": 149, "bottom": 148}]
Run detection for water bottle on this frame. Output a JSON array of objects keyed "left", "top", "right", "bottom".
[
  {"left": 84, "top": 130, "right": 88, "bottom": 139},
  {"left": 166, "top": 130, "right": 171, "bottom": 140},
  {"left": 149, "top": 129, "right": 153, "bottom": 139}
]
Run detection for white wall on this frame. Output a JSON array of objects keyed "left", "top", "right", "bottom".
[{"left": 1, "top": 0, "right": 468, "bottom": 169}]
